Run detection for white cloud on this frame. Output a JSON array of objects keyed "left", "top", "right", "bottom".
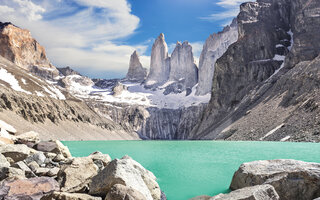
[
  {"left": 0, "top": 0, "right": 148, "bottom": 78},
  {"left": 200, "top": 0, "right": 248, "bottom": 24},
  {"left": 0, "top": 5, "right": 14, "bottom": 15},
  {"left": 216, "top": 0, "right": 248, "bottom": 7}
]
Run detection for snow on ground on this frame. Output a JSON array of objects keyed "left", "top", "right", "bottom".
[
  {"left": 42, "top": 85, "right": 66, "bottom": 100},
  {"left": 0, "top": 68, "right": 31, "bottom": 94},
  {"left": 21, "top": 78, "right": 27, "bottom": 84},
  {"left": 66, "top": 78, "right": 210, "bottom": 109}
]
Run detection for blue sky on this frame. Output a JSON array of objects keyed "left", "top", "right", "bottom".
[{"left": 0, "top": 0, "right": 246, "bottom": 79}]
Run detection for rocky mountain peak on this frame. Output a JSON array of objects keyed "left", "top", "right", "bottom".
[
  {"left": 145, "top": 33, "right": 170, "bottom": 87},
  {"left": 58, "top": 66, "right": 81, "bottom": 76},
  {"left": 126, "top": 50, "right": 147, "bottom": 82},
  {"left": 195, "top": 19, "right": 238, "bottom": 96},
  {"left": 169, "top": 40, "right": 198, "bottom": 89},
  {"left": 0, "top": 21, "right": 59, "bottom": 80}
]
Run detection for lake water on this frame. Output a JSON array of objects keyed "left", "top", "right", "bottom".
[{"left": 62, "top": 141, "right": 320, "bottom": 200}]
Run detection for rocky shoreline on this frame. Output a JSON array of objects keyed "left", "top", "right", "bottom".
[{"left": 0, "top": 121, "right": 164, "bottom": 200}]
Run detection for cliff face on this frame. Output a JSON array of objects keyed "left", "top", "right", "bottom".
[
  {"left": 169, "top": 41, "right": 198, "bottom": 89},
  {"left": 88, "top": 102, "right": 207, "bottom": 140},
  {"left": 145, "top": 33, "right": 170, "bottom": 87},
  {"left": 196, "top": 19, "right": 238, "bottom": 96},
  {"left": 191, "top": 0, "right": 320, "bottom": 142},
  {"left": 0, "top": 22, "right": 59, "bottom": 80},
  {"left": 126, "top": 51, "right": 147, "bottom": 82}
]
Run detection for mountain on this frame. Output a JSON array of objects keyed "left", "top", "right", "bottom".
[
  {"left": 0, "top": 22, "right": 139, "bottom": 140},
  {"left": 126, "top": 50, "right": 147, "bottom": 82},
  {"left": 191, "top": 0, "right": 320, "bottom": 142},
  {"left": 196, "top": 18, "right": 238, "bottom": 96},
  {"left": 0, "top": 22, "right": 59, "bottom": 80},
  {"left": 145, "top": 33, "right": 170, "bottom": 87}
]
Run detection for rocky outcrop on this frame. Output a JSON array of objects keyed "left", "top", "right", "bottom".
[
  {"left": 169, "top": 41, "right": 198, "bottom": 89},
  {"left": 89, "top": 156, "right": 161, "bottom": 200},
  {"left": 58, "top": 66, "right": 81, "bottom": 76},
  {"left": 112, "top": 82, "right": 128, "bottom": 96},
  {"left": 0, "top": 177, "right": 59, "bottom": 199},
  {"left": 145, "top": 33, "right": 170, "bottom": 87},
  {"left": 192, "top": 0, "right": 320, "bottom": 141},
  {"left": 57, "top": 157, "right": 98, "bottom": 192},
  {"left": 89, "top": 102, "right": 207, "bottom": 140},
  {"left": 196, "top": 19, "right": 238, "bottom": 96},
  {"left": 0, "top": 121, "right": 163, "bottom": 200},
  {"left": 126, "top": 50, "right": 147, "bottom": 82},
  {"left": 230, "top": 159, "right": 320, "bottom": 200},
  {"left": 194, "top": 185, "right": 279, "bottom": 200},
  {"left": 0, "top": 22, "right": 59, "bottom": 79}
]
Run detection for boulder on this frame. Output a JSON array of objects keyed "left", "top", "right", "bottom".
[
  {"left": 0, "top": 120, "right": 17, "bottom": 134},
  {"left": 25, "top": 151, "right": 46, "bottom": 166},
  {"left": 15, "top": 131, "right": 40, "bottom": 144},
  {"left": 89, "top": 156, "right": 161, "bottom": 200},
  {"left": 0, "top": 154, "right": 10, "bottom": 168},
  {"left": 47, "top": 167, "right": 60, "bottom": 177},
  {"left": 230, "top": 159, "right": 320, "bottom": 200},
  {"left": 0, "top": 167, "right": 25, "bottom": 182},
  {"left": 112, "top": 82, "right": 128, "bottom": 96},
  {"left": 0, "top": 144, "right": 30, "bottom": 163},
  {"left": 89, "top": 151, "right": 111, "bottom": 169},
  {"left": 44, "top": 192, "right": 102, "bottom": 200},
  {"left": 12, "top": 161, "right": 31, "bottom": 172},
  {"left": 209, "top": 185, "right": 279, "bottom": 200},
  {"left": 0, "top": 177, "right": 59, "bottom": 199},
  {"left": 105, "top": 184, "right": 147, "bottom": 200},
  {"left": 57, "top": 157, "right": 98, "bottom": 192},
  {"left": 35, "top": 167, "right": 50, "bottom": 176},
  {"left": 27, "top": 161, "right": 40, "bottom": 171},
  {"left": 36, "top": 140, "right": 72, "bottom": 158},
  {"left": 0, "top": 137, "right": 14, "bottom": 145}
]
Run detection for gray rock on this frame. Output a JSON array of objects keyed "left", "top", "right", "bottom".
[
  {"left": 57, "top": 157, "right": 98, "bottom": 193},
  {"left": 0, "top": 167, "right": 25, "bottom": 182},
  {"left": 15, "top": 131, "right": 40, "bottom": 144},
  {"left": 44, "top": 192, "right": 102, "bottom": 200},
  {"left": 58, "top": 66, "right": 81, "bottom": 76},
  {"left": 0, "top": 154, "right": 9, "bottom": 168},
  {"left": 0, "top": 144, "right": 30, "bottom": 163},
  {"left": 11, "top": 161, "right": 31, "bottom": 173},
  {"left": 196, "top": 19, "right": 238, "bottom": 96},
  {"left": 25, "top": 151, "right": 46, "bottom": 166},
  {"left": 89, "top": 151, "right": 112, "bottom": 170},
  {"left": 105, "top": 184, "right": 146, "bottom": 200},
  {"left": 0, "top": 177, "right": 59, "bottom": 199},
  {"left": 230, "top": 159, "right": 320, "bottom": 200},
  {"left": 209, "top": 185, "right": 279, "bottom": 200},
  {"left": 126, "top": 50, "right": 147, "bottom": 82},
  {"left": 27, "top": 161, "right": 40, "bottom": 172},
  {"left": 145, "top": 33, "right": 170, "bottom": 87},
  {"left": 112, "top": 82, "right": 128, "bottom": 96},
  {"left": 89, "top": 156, "right": 161, "bottom": 200},
  {"left": 169, "top": 41, "right": 198, "bottom": 90},
  {"left": 35, "top": 167, "right": 50, "bottom": 176},
  {"left": 36, "top": 140, "right": 72, "bottom": 158}
]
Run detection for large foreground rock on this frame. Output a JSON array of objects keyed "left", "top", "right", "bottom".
[
  {"left": 89, "top": 156, "right": 161, "bottom": 200},
  {"left": 105, "top": 184, "right": 146, "bottom": 200},
  {"left": 0, "top": 144, "right": 30, "bottom": 162},
  {"left": 230, "top": 159, "right": 320, "bottom": 200},
  {"left": 36, "top": 140, "right": 72, "bottom": 158},
  {"left": 44, "top": 192, "right": 102, "bottom": 200},
  {"left": 57, "top": 157, "right": 98, "bottom": 192},
  {"left": 0, "top": 177, "right": 59, "bottom": 199},
  {"left": 210, "top": 185, "right": 279, "bottom": 200}
]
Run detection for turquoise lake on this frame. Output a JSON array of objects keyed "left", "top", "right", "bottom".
[{"left": 62, "top": 141, "right": 320, "bottom": 200}]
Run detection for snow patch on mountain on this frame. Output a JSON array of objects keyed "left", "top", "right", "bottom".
[{"left": 0, "top": 67, "right": 31, "bottom": 94}]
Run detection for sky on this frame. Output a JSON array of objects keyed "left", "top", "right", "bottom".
[{"left": 0, "top": 0, "right": 247, "bottom": 79}]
